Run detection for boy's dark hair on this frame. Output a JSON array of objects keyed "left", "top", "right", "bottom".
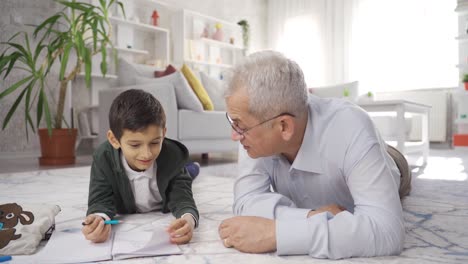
[{"left": 109, "top": 89, "right": 166, "bottom": 140}]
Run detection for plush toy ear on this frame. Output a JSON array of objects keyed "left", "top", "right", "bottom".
[{"left": 18, "top": 211, "right": 34, "bottom": 225}]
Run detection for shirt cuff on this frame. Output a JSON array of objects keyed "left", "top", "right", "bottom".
[
  {"left": 275, "top": 205, "right": 311, "bottom": 220},
  {"left": 276, "top": 211, "right": 330, "bottom": 256},
  {"left": 181, "top": 213, "right": 197, "bottom": 229},
  {"left": 92, "top": 213, "right": 111, "bottom": 221}
]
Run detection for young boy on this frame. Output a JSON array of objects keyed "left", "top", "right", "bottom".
[{"left": 82, "top": 89, "right": 199, "bottom": 244}]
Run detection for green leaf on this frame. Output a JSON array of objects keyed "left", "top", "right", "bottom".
[
  {"left": 37, "top": 83, "right": 44, "bottom": 128},
  {"left": 7, "top": 32, "right": 21, "bottom": 42},
  {"left": 57, "top": 0, "right": 92, "bottom": 12},
  {"left": 40, "top": 88, "right": 53, "bottom": 133},
  {"left": 117, "top": 1, "right": 126, "bottom": 18},
  {"left": 3, "top": 52, "right": 21, "bottom": 78},
  {"left": 33, "top": 14, "right": 61, "bottom": 38},
  {"left": 84, "top": 48, "right": 92, "bottom": 87},
  {"left": 26, "top": 111, "right": 35, "bottom": 139},
  {"left": 0, "top": 76, "right": 33, "bottom": 99},
  {"left": 24, "top": 79, "right": 36, "bottom": 136},
  {"left": 59, "top": 42, "right": 73, "bottom": 80},
  {"left": 75, "top": 31, "right": 85, "bottom": 59},
  {"left": 33, "top": 43, "right": 46, "bottom": 66},
  {"left": 4, "top": 42, "right": 29, "bottom": 58},
  {"left": 100, "top": 40, "right": 107, "bottom": 76},
  {"left": 92, "top": 19, "right": 98, "bottom": 50},
  {"left": 2, "top": 86, "right": 28, "bottom": 130}
]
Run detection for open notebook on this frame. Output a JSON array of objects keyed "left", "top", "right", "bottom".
[{"left": 33, "top": 226, "right": 181, "bottom": 263}]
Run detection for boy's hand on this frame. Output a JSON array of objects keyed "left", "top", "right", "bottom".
[
  {"left": 167, "top": 216, "right": 194, "bottom": 244},
  {"left": 82, "top": 214, "right": 111, "bottom": 243}
]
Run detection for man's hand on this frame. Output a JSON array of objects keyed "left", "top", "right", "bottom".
[
  {"left": 218, "top": 216, "right": 276, "bottom": 253},
  {"left": 307, "top": 204, "right": 346, "bottom": 218},
  {"left": 82, "top": 215, "right": 111, "bottom": 243},
  {"left": 167, "top": 216, "right": 194, "bottom": 244}
]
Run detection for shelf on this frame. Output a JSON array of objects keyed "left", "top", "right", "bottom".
[
  {"left": 455, "top": 5, "right": 468, "bottom": 15},
  {"left": 136, "top": 0, "right": 172, "bottom": 8},
  {"left": 109, "top": 16, "right": 169, "bottom": 34},
  {"left": 198, "top": 38, "right": 243, "bottom": 50},
  {"left": 185, "top": 59, "right": 232, "bottom": 69},
  {"left": 456, "top": 118, "right": 468, "bottom": 124},
  {"left": 114, "top": 47, "right": 149, "bottom": 55},
  {"left": 183, "top": 10, "right": 239, "bottom": 27},
  {"left": 77, "top": 72, "right": 118, "bottom": 79}
]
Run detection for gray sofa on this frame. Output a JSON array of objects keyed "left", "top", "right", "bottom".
[{"left": 98, "top": 60, "right": 237, "bottom": 155}]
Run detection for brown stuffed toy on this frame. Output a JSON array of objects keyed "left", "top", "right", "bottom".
[{"left": 0, "top": 203, "right": 34, "bottom": 249}]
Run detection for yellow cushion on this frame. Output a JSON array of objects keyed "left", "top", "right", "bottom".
[{"left": 181, "top": 64, "right": 214, "bottom": 111}]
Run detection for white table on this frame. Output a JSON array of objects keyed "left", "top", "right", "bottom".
[{"left": 358, "top": 100, "right": 431, "bottom": 165}]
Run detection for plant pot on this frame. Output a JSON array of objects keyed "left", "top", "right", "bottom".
[
  {"left": 38, "top": 128, "right": 77, "bottom": 166},
  {"left": 464, "top": 82, "right": 468, "bottom": 91}
]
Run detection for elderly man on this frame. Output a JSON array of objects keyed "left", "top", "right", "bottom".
[{"left": 218, "top": 51, "right": 410, "bottom": 259}]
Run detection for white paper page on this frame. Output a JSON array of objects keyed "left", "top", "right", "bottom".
[
  {"left": 34, "top": 228, "right": 113, "bottom": 264},
  {"left": 112, "top": 226, "right": 181, "bottom": 260}
]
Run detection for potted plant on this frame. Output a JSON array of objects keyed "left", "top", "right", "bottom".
[
  {"left": 463, "top": 74, "right": 468, "bottom": 91},
  {"left": 0, "top": 0, "right": 124, "bottom": 165},
  {"left": 237, "top": 19, "right": 249, "bottom": 55}
]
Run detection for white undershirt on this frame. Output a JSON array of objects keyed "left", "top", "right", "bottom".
[{"left": 121, "top": 152, "right": 162, "bottom": 213}]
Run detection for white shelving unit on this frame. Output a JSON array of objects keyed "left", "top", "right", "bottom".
[
  {"left": 454, "top": 2, "right": 468, "bottom": 145},
  {"left": 110, "top": 0, "right": 170, "bottom": 66},
  {"left": 171, "top": 9, "right": 244, "bottom": 79}
]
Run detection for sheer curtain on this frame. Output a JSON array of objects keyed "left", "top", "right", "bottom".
[
  {"left": 267, "top": 0, "right": 354, "bottom": 86},
  {"left": 267, "top": 0, "right": 458, "bottom": 92}
]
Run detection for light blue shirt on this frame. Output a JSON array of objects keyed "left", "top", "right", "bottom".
[{"left": 234, "top": 95, "right": 404, "bottom": 259}]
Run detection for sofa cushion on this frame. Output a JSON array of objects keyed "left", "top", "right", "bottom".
[
  {"left": 309, "top": 81, "right": 359, "bottom": 102},
  {"left": 136, "top": 73, "right": 203, "bottom": 112},
  {"left": 181, "top": 64, "right": 214, "bottom": 111},
  {"left": 118, "top": 58, "right": 165, "bottom": 86},
  {"left": 154, "top": 64, "right": 177, "bottom": 78},
  {"left": 200, "top": 72, "right": 227, "bottom": 111},
  {"left": 178, "top": 109, "right": 231, "bottom": 140}
]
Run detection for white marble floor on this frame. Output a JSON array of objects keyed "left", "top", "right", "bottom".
[{"left": 1, "top": 148, "right": 468, "bottom": 263}]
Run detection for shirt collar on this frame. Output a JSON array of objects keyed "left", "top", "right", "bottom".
[
  {"left": 290, "top": 104, "right": 324, "bottom": 174},
  {"left": 120, "top": 152, "right": 154, "bottom": 180}
]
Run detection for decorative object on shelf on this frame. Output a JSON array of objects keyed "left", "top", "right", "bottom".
[
  {"left": 151, "top": 10, "right": 159, "bottom": 26},
  {"left": 193, "top": 18, "right": 207, "bottom": 38},
  {"left": 237, "top": 19, "right": 250, "bottom": 55},
  {"left": 202, "top": 25, "right": 209, "bottom": 38},
  {"left": 0, "top": 0, "right": 124, "bottom": 165},
  {"left": 212, "top": 23, "right": 224, "bottom": 41},
  {"left": 229, "top": 37, "right": 235, "bottom": 45},
  {"left": 463, "top": 73, "right": 468, "bottom": 90}
]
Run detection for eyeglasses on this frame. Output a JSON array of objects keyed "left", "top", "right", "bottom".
[{"left": 225, "top": 112, "right": 295, "bottom": 137}]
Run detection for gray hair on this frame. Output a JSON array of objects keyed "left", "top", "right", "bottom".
[{"left": 226, "top": 50, "right": 308, "bottom": 119}]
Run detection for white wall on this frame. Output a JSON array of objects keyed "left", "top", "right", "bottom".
[{"left": 0, "top": 0, "right": 267, "bottom": 156}]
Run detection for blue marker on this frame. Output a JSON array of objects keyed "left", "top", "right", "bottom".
[
  {"left": 104, "top": 220, "right": 121, "bottom": 225},
  {"left": 82, "top": 219, "right": 122, "bottom": 226},
  {"left": 0, "top": 255, "right": 12, "bottom": 263}
]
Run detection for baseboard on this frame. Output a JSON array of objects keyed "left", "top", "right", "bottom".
[{"left": 0, "top": 151, "right": 41, "bottom": 159}]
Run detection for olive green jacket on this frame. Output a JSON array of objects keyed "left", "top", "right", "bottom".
[{"left": 86, "top": 139, "right": 199, "bottom": 224}]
